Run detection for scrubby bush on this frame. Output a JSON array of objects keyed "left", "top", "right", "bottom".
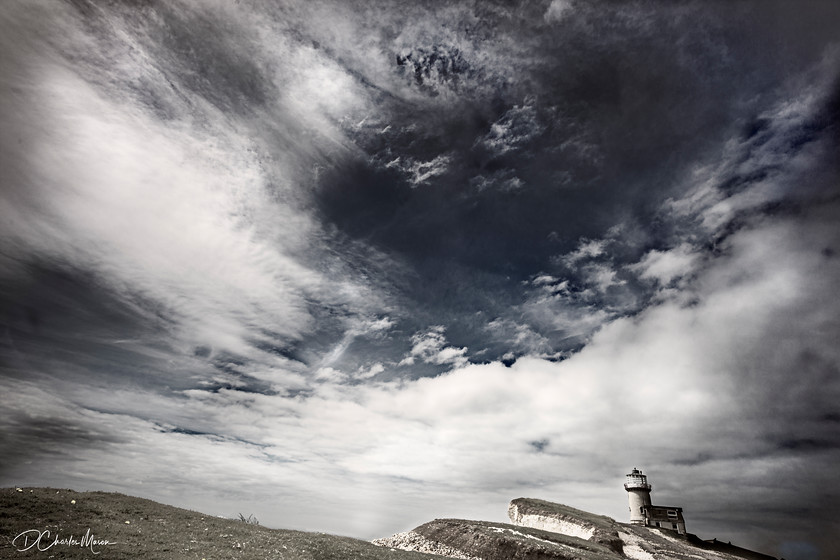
[{"left": 238, "top": 513, "right": 259, "bottom": 525}]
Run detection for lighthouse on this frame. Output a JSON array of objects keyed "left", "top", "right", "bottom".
[
  {"left": 624, "top": 467, "right": 652, "bottom": 524},
  {"left": 623, "top": 467, "right": 687, "bottom": 534}
]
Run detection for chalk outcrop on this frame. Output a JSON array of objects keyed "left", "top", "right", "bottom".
[
  {"left": 507, "top": 497, "right": 622, "bottom": 552},
  {"left": 508, "top": 504, "right": 595, "bottom": 540},
  {"left": 384, "top": 518, "right": 620, "bottom": 560},
  {"left": 372, "top": 530, "right": 481, "bottom": 559},
  {"left": 373, "top": 498, "right": 779, "bottom": 560}
]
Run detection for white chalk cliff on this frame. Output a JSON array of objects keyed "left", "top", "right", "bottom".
[{"left": 373, "top": 498, "right": 779, "bottom": 560}]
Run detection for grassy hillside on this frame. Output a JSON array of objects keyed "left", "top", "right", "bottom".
[{"left": 0, "top": 487, "right": 442, "bottom": 560}]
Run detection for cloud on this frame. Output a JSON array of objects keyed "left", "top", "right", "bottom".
[
  {"left": 475, "top": 101, "right": 543, "bottom": 158},
  {"left": 469, "top": 169, "right": 526, "bottom": 193},
  {"left": 630, "top": 244, "right": 700, "bottom": 286},
  {"left": 531, "top": 275, "right": 560, "bottom": 287},
  {"left": 386, "top": 154, "right": 452, "bottom": 187},
  {"left": 579, "top": 262, "right": 624, "bottom": 293},
  {"left": 399, "top": 326, "right": 469, "bottom": 368},
  {"left": 484, "top": 318, "right": 555, "bottom": 359},
  {"left": 561, "top": 238, "right": 608, "bottom": 265},
  {"left": 357, "top": 362, "right": 386, "bottom": 380},
  {"left": 663, "top": 58, "right": 840, "bottom": 239},
  {"left": 0, "top": 0, "right": 398, "bottom": 375},
  {"left": 544, "top": 0, "right": 575, "bottom": 23}
]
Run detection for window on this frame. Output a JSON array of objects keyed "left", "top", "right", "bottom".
[
  {"left": 672, "top": 523, "right": 677, "bottom": 529},
  {"left": 667, "top": 510, "right": 678, "bottom": 517}
]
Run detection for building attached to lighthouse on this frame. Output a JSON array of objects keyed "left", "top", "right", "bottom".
[{"left": 624, "top": 468, "right": 687, "bottom": 535}]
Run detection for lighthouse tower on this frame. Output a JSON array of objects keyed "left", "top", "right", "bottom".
[{"left": 624, "top": 467, "right": 652, "bottom": 524}]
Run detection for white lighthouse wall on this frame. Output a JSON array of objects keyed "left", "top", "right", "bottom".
[{"left": 627, "top": 490, "right": 651, "bottom": 524}]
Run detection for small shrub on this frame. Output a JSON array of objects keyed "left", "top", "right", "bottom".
[{"left": 237, "top": 513, "right": 259, "bottom": 525}]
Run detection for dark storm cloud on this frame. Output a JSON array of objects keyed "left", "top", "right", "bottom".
[{"left": 2, "top": 1, "right": 840, "bottom": 559}]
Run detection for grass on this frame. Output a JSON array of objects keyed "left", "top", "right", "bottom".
[{"left": 0, "top": 487, "right": 444, "bottom": 560}]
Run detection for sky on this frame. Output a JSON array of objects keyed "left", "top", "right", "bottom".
[{"left": 1, "top": 1, "right": 839, "bottom": 559}]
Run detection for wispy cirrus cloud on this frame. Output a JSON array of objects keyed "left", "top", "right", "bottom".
[{"left": 0, "top": 0, "right": 393, "bottom": 374}]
